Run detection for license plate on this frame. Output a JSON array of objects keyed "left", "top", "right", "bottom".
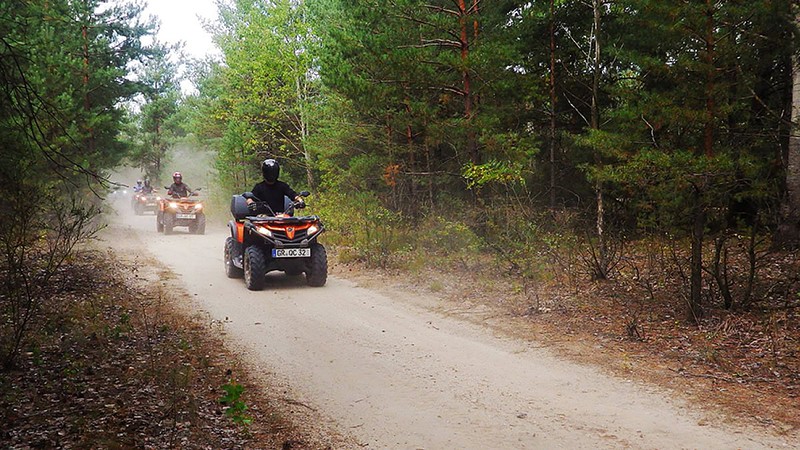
[
  {"left": 272, "top": 248, "right": 311, "bottom": 258},
  {"left": 146, "top": 203, "right": 155, "bottom": 206},
  {"left": 176, "top": 213, "right": 196, "bottom": 219}
]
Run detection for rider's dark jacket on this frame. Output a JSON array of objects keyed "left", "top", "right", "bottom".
[
  {"left": 250, "top": 180, "right": 298, "bottom": 215},
  {"left": 168, "top": 182, "right": 191, "bottom": 198}
]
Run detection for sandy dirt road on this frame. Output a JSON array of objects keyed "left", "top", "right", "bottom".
[{"left": 101, "top": 197, "right": 793, "bottom": 449}]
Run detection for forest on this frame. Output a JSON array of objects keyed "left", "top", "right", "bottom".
[
  {"left": 2, "top": 0, "right": 800, "bottom": 424},
  {"left": 177, "top": 0, "right": 800, "bottom": 321}
]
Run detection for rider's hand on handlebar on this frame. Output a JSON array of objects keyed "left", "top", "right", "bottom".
[{"left": 248, "top": 202, "right": 258, "bottom": 212}]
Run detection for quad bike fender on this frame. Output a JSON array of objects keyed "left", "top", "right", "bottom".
[{"left": 228, "top": 220, "right": 245, "bottom": 243}]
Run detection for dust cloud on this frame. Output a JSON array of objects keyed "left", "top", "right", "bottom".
[{"left": 109, "top": 141, "right": 233, "bottom": 222}]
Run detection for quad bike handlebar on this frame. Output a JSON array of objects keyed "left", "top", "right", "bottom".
[
  {"left": 247, "top": 199, "right": 305, "bottom": 216},
  {"left": 244, "top": 190, "right": 310, "bottom": 217},
  {"left": 164, "top": 187, "right": 202, "bottom": 199}
]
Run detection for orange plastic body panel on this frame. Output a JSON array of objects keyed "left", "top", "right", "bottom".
[
  {"left": 236, "top": 222, "right": 245, "bottom": 243},
  {"left": 264, "top": 222, "right": 313, "bottom": 240}
]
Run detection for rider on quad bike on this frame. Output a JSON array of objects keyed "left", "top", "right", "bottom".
[
  {"left": 132, "top": 179, "right": 158, "bottom": 215},
  {"left": 167, "top": 172, "right": 191, "bottom": 198},
  {"left": 225, "top": 159, "right": 327, "bottom": 290},
  {"left": 157, "top": 171, "right": 205, "bottom": 234},
  {"left": 141, "top": 179, "right": 154, "bottom": 194},
  {"left": 130, "top": 179, "right": 143, "bottom": 207},
  {"left": 245, "top": 159, "right": 305, "bottom": 214}
]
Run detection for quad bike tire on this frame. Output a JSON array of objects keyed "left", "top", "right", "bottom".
[
  {"left": 195, "top": 214, "right": 206, "bottom": 234},
  {"left": 306, "top": 242, "right": 327, "bottom": 287},
  {"left": 164, "top": 213, "right": 175, "bottom": 235},
  {"left": 244, "top": 246, "right": 266, "bottom": 290},
  {"left": 224, "top": 237, "right": 244, "bottom": 279},
  {"left": 156, "top": 212, "right": 164, "bottom": 232}
]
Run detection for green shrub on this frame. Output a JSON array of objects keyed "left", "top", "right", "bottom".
[
  {"left": 219, "top": 379, "right": 252, "bottom": 426},
  {"left": 315, "top": 191, "right": 411, "bottom": 268},
  {"left": 413, "top": 215, "right": 483, "bottom": 257}
]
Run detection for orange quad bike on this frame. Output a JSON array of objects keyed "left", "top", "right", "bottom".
[
  {"left": 224, "top": 191, "right": 327, "bottom": 290},
  {"left": 156, "top": 188, "right": 206, "bottom": 235},
  {"left": 132, "top": 190, "right": 160, "bottom": 215}
]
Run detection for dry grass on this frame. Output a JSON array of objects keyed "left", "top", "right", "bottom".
[
  {"left": 0, "top": 249, "right": 335, "bottom": 449},
  {"left": 332, "top": 242, "right": 800, "bottom": 437}
]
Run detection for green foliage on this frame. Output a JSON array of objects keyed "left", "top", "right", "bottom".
[
  {"left": 307, "top": 0, "right": 533, "bottom": 210},
  {"left": 191, "top": 0, "right": 799, "bottom": 310},
  {"left": 125, "top": 41, "right": 184, "bottom": 182},
  {"left": 0, "top": 0, "right": 155, "bottom": 368},
  {"left": 188, "top": 0, "right": 317, "bottom": 190},
  {"left": 463, "top": 160, "right": 526, "bottom": 191},
  {"left": 412, "top": 215, "right": 483, "bottom": 257},
  {"left": 316, "top": 191, "right": 409, "bottom": 268},
  {"left": 219, "top": 379, "right": 252, "bottom": 426},
  {"left": 605, "top": 149, "right": 738, "bottom": 233}
]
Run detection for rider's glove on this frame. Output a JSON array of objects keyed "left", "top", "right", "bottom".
[
  {"left": 296, "top": 200, "right": 306, "bottom": 209},
  {"left": 247, "top": 202, "right": 258, "bottom": 212}
]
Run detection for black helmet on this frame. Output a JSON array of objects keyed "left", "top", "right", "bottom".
[{"left": 261, "top": 159, "right": 280, "bottom": 183}]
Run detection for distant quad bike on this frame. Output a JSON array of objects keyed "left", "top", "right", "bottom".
[
  {"left": 224, "top": 191, "right": 327, "bottom": 290},
  {"left": 132, "top": 191, "right": 160, "bottom": 215},
  {"left": 156, "top": 188, "right": 206, "bottom": 235}
]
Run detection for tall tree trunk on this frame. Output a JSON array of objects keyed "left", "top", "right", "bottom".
[
  {"left": 240, "top": 147, "right": 248, "bottom": 189},
  {"left": 296, "top": 75, "right": 315, "bottom": 190},
  {"left": 591, "top": 0, "right": 607, "bottom": 279},
  {"left": 386, "top": 120, "right": 397, "bottom": 210},
  {"left": 549, "top": 0, "right": 557, "bottom": 209},
  {"left": 703, "top": 0, "right": 716, "bottom": 158},
  {"left": 406, "top": 119, "right": 417, "bottom": 214},
  {"left": 425, "top": 139, "right": 434, "bottom": 209},
  {"left": 775, "top": 9, "right": 800, "bottom": 248},
  {"left": 458, "top": 0, "right": 478, "bottom": 164},
  {"left": 81, "top": 20, "right": 94, "bottom": 158},
  {"left": 690, "top": 184, "right": 705, "bottom": 322}
]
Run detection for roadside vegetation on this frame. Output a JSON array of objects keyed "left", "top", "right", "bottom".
[
  {"left": 0, "top": 1, "right": 335, "bottom": 447},
  {"left": 0, "top": 250, "right": 330, "bottom": 448}
]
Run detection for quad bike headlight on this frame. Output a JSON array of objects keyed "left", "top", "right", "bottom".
[
  {"left": 169, "top": 202, "right": 178, "bottom": 209},
  {"left": 307, "top": 224, "right": 319, "bottom": 235},
  {"left": 256, "top": 226, "right": 272, "bottom": 237},
  {"left": 194, "top": 203, "right": 203, "bottom": 210},
  {"left": 156, "top": 196, "right": 162, "bottom": 201}
]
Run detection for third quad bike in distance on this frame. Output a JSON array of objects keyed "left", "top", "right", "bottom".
[
  {"left": 225, "top": 191, "right": 327, "bottom": 290},
  {"left": 156, "top": 188, "right": 206, "bottom": 235}
]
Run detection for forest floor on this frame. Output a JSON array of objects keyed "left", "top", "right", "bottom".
[
  {"left": 1, "top": 243, "right": 798, "bottom": 448},
  {"left": 0, "top": 249, "right": 343, "bottom": 449}
]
